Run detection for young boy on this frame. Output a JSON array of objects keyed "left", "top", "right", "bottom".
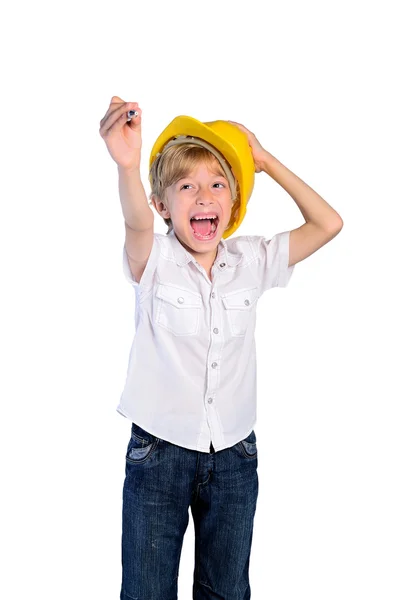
[{"left": 99, "top": 97, "right": 343, "bottom": 600}]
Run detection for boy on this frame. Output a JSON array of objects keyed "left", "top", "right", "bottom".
[{"left": 99, "top": 97, "right": 343, "bottom": 600}]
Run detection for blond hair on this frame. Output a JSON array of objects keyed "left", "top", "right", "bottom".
[{"left": 148, "top": 143, "right": 240, "bottom": 235}]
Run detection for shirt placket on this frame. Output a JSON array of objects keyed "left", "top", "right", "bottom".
[{"left": 203, "top": 260, "right": 227, "bottom": 449}]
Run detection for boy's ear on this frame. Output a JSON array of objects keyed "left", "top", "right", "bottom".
[{"left": 150, "top": 193, "right": 171, "bottom": 218}]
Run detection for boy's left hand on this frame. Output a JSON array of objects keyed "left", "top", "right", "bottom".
[{"left": 227, "top": 120, "right": 270, "bottom": 173}]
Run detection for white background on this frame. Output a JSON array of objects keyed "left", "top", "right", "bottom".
[{"left": 1, "top": 0, "right": 396, "bottom": 598}]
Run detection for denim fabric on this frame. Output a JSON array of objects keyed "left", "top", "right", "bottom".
[{"left": 120, "top": 422, "right": 259, "bottom": 600}]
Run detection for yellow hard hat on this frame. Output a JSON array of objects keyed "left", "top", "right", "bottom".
[{"left": 149, "top": 115, "right": 255, "bottom": 238}]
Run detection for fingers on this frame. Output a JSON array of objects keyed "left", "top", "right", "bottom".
[
  {"left": 228, "top": 120, "right": 257, "bottom": 142},
  {"left": 99, "top": 99, "right": 141, "bottom": 136},
  {"left": 228, "top": 120, "right": 248, "bottom": 130}
]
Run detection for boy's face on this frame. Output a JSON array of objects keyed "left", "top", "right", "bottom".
[{"left": 156, "top": 161, "right": 234, "bottom": 263}]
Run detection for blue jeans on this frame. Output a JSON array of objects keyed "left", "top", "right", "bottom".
[{"left": 120, "top": 422, "right": 259, "bottom": 600}]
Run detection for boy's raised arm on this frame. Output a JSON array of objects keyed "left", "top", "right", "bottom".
[
  {"left": 100, "top": 96, "right": 153, "bottom": 231},
  {"left": 118, "top": 166, "right": 154, "bottom": 231},
  {"left": 227, "top": 120, "right": 343, "bottom": 267},
  {"left": 259, "top": 151, "right": 343, "bottom": 267}
]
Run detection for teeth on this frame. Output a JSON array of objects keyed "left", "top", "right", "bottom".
[{"left": 191, "top": 216, "right": 217, "bottom": 220}]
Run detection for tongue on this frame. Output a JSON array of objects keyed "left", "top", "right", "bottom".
[{"left": 191, "top": 218, "right": 212, "bottom": 236}]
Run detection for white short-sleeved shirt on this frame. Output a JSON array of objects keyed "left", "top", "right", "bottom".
[{"left": 117, "top": 228, "right": 294, "bottom": 452}]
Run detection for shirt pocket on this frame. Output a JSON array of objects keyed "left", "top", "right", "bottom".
[
  {"left": 155, "top": 283, "right": 203, "bottom": 336},
  {"left": 221, "top": 286, "right": 259, "bottom": 337}
]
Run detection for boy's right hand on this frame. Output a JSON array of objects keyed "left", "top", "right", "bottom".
[{"left": 99, "top": 96, "right": 142, "bottom": 171}]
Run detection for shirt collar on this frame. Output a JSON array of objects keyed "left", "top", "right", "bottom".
[{"left": 168, "top": 228, "right": 243, "bottom": 269}]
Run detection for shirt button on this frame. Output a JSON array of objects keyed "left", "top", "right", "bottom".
[
  {"left": 244, "top": 299, "right": 250, "bottom": 305},
  {"left": 211, "top": 362, "right": 218, "bottom": 368},
  {"left": 208, "top": 398, "right": 213, "bottom": 404},
  {"left": 220, "top": 262, "right": 226, "bottom": 268},
  {"left": 211, "top": 292, "right": 215, "bottom": 298},
  {"left": 213, "top": 327, "right": 219, "bottom": 334},
  {"left": 177, "top": 297, "right": 184, "bottom": 304}
]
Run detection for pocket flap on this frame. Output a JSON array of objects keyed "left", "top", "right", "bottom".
[
  {"left": 221, "top": 286, "right": 259, "bottom": 310},
  {"left": 156, "top": 283, "right": 203, "bottom": 309}
]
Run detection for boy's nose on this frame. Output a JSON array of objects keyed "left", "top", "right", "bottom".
[{"left": 196, "top": 191, "right": 215, "bottom": 204}]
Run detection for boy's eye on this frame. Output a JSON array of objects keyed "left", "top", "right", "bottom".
[{"left": 180, "top": 183, "right": 225, "bottom": 190}]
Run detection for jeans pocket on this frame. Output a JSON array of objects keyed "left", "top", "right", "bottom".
[
  {"left": 238, "top": 429, "right": 258, "bottom": 459},
  {"left": 125, "top": 423, "right": 160, "bottom": 464}
]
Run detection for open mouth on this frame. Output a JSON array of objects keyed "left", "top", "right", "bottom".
[{"left": 189, "top": 216, "right": 219, "bottom": 241}]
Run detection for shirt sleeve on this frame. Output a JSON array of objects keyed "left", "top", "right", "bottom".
[
  {"left": 123, "top": 233, "right": 160, "bottom": 295},
  {"left": 249, "top": 230, "right": 295, "bottom": 296}
]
